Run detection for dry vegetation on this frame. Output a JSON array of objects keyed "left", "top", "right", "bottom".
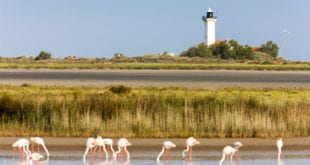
[
  {"left": 0, "top": 85, "right": 308, "bottom": 138},
  {"left": 0, "top": 56, "right": 309, "bottom": 70}
]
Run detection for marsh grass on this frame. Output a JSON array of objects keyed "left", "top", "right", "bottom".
[
  {"left": 0, "top": 59, "right": 309, "bottom": 70},
  {"left": 0, "top": 85, "right": 309, "bottom": 138}
]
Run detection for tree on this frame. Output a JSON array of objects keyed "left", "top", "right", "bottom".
[
  {"left": 180, "top": 43, "right": 212, "bottom": 58},
  {"left": 211, "top": 41, "right": 230, "bottom": 59},
  {"left": 35, "top": 51, "right": 52, "bottom": 60},
  {"left": 260, "top": 41, "right": 279, "bottom": 58},
  {"left": 111, "top": 53, "right": 128, "bottom": 62},
  {"left": 210, "top": 40, "right": 254, "bottom": 60}
]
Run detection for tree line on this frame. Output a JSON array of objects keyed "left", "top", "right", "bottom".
[
  {"left": 7, "top": 40, "right": 279, "bottom": 62},
  {"left": 180, "top": 40, "right": 279, "bottom": 60}
]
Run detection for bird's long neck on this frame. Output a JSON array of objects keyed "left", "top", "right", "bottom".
[
  {"left": 83, "top": 148, "right": 89, "bottom": 162},
  {"left": 25, "top": 144, "right": 31, "bottom": 156},
  {"left": 23, "top": 145, "right": 30, "bottom": 158},
  {"left": 109, "top": 145, "right": 115, "bottom": 154},
  {"left": 114, "top": 146, "right": 122, "bottom": 160},
  {"left": 278, "top": 148, "right": 282, "bottom": 160},
  {"left": 41, "top": 144, "right": 49, "bottom": 157},
  {"left": 124, "top": 146, "right": 130, "bottom": 159},
  {"left": 156, "top": 147, "right": 165, "bottom": 162},
  {"left": 219, "top": 152, "right": 226, "bottom": 165},
  {"left": 182, "top": 145, "right": 190, "bottom": 158}
]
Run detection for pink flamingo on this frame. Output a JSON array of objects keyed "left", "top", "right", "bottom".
[
  {"left": 103, "top": 138, "right": 115, "bottom": 159},
  {"left": 219, "top": 146, "right": 237, "bottom": 165},
  {"left": 12, "top": 138, "right": 31, "bottom": 159},
  {"left": 156, "top": 141, "right": 176, "bottom": 163},
  {"left": 182, "top": 137, "right": 200, "bottom": 160},
  {"left": 95, "top": 136, "right": 115, "bottom": 159},
  {"left": 30, "top": 137, "right": 50, "bottom": 157},
  {"left": 83, "top": 137, "right": 97, "bottom": 162},
  {"left": 95, "top": 136, "right": 106, "bottom": 159},
  {"left": 114, "top": 138, "right": 131, "bottom": 160},
  {"left": 27, "top": 152, "right": 44, "bottom": 160},
  {"left": 277, "top": 138, "right": 283, "bottom": 160},
  {"left": 232, "top": 141, "right": 243, "bottom": 160}
]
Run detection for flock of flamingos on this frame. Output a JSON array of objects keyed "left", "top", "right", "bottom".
[{"left": 11, "top": 136, "right": 284, "bottom": 164}]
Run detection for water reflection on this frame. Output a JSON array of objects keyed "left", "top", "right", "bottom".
[
  {"left": 2, "top": 155, "right": 310, "bottom": 165},
  {"left": 84, "top": 159, "right": 130, "bottom": 165},
  {"left": 277, "top": 160, "right": 283, "bottom": 165},
  {"left": 11, "top": 158, "right": 49, "bottom": 165},
  {"left": 181, "top": 160, "right": 200, "bottom": 165}
]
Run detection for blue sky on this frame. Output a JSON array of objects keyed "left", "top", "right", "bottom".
[{"left": 0, "top": 0, "right": 309, "bottom": 60}]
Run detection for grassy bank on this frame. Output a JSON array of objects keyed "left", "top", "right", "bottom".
[
  {"left": 0, "top": 85, "right": 309, "bottom": 138},
  {"left": 0, "top": 58, "right": 309, "bottom": 70}
]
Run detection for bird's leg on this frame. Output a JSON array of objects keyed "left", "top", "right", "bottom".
[
  {"left": 31, "top": 143, "right": 35, "bottom": 152},
  {"left": 236, "top": 150, "right": 239, "bottom": 160},
  {"left": 106, "top": 144, "right": 110, "bottom": 158},
  {"left": 37, "top": 144, "right": 40, "bottom": 153},
  {"left": 97, "top": 146, "right": 100, "bottom": 158},
  {"left": 189, "top": 146, "right": 192, "bottom": 160},
  {"left": 163, "top": 148, "right": 167, "bottom": 160},
  {"left": 108, "top": 145, "right": 112, "bottom": 158},
  {"left": 122, "top": 147, "right": 125, "bottom": 158},
  {"left": 90, "top": 147, "right": 94, "bottom": 160},
  {"left": 18, "top": 147, "right": 23, "bottom": 158},
  {"left": 12, "top": 147, "right": 17, "bottom": 159},
  {"left": 167, "top": 148, "right": 170, "bottom": 160},
  {"left": 119, "top": 147, "right": 123, "bottom": 159}
]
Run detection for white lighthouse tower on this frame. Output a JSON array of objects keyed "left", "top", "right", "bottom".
[{"left": 202, "top": 8, "right": 217, "bottom": 46}]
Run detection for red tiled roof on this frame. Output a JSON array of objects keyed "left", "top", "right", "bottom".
[{"left": 251, "top": 47, "right": 261, "bottom": 51}]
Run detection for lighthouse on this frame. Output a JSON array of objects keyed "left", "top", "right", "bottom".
[{"left": 202, "top": 8, "right": 217, "bottom": 46}]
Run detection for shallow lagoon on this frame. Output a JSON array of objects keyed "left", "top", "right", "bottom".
[
  {"left": 1, "top": 138, "right": 309, "bottom": 165},
  {"left": 1, "top": 158, "right": 309, "bottom": 165},
  {"left": 1, "top": 150, "right": 309, "bottom": 165}
]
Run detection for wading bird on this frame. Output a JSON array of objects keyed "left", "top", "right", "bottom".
[
  {"left": 96, "top": 136, "right": 106, "bottom": 159},
  {"left": 182, "top": 137, "right": 200, "bottom": 160},
  {"left": 232, "top": 141, "right": 243, "bottom": 160},
  {"left": 103, "top": 138, "right": 115, "bottom": 159},
  {"left": 219, "top": 146, "right": 237, "bottom": 165},
  {"left": 95, "top": 136, "right": 115, "bottom": 159},
  {"left": 30, "top": 137, "right": 49, "bottom": 157},
  {"left": 12, "top": 138, "right": 31, "bottom": 159},
  {"left": 83, "top": 137, "right": 97, "bottom": 162},
  {"left": 277, "top": 138, "right": 283, "bottom": 160},
  {"left": 27, "top": 152, "right": 44, "bottom": 161},
  {"left": 115, "top": 138, "right": 131, "bottom": 160},
  {"left": 157, "top": 141, "right": 176, "bottom": 163}
]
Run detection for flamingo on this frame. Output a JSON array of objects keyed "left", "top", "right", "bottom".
[
  {"left": 103, "top": 138, "right": 115, "bottom": 159},
  {"left": 114, "top": 138, "right": 131, "bottom": 160},
  {"left": 27, "top": 152, "right": 44, "bottom": 160},
  {"left": 95, "top": 136, "right": 115, "bottom": 159},
  {"left": 156, "top": 141, "right": 176, "bottom": 163},
  {"left": 219, "top": 146, "right": 237, "bottom": 165},
  {"left": 96, "top": 136, "right": 106, "bottom": 159},
  {"left": 12, "top": 138, "right": 31, "bottom": 159},
  {"left": 232, "top": 141, "right": 243, "bottom": 160},
  {"left": 277, "top": 138, "right": 283, "bottom": 160},
  {"left": 30, "top": 137, "right": 50, "bottom": 157},
  {"left": 83, "top": 137, "right": 97, "bottom": 162},
  {"left": 182, "top": 137, "right": 200, "bottom": 160}
]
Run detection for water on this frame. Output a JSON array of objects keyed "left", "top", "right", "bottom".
[
  {"left": 1, "top": 146, "right": 309, "bottom": 165},
  {"left": 0, "top": 154, "right": 309, "bottom": 165}
]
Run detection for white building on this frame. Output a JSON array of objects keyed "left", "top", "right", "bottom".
[{"left": 202, "top": 8, "right": 217, "bottom": 46}]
